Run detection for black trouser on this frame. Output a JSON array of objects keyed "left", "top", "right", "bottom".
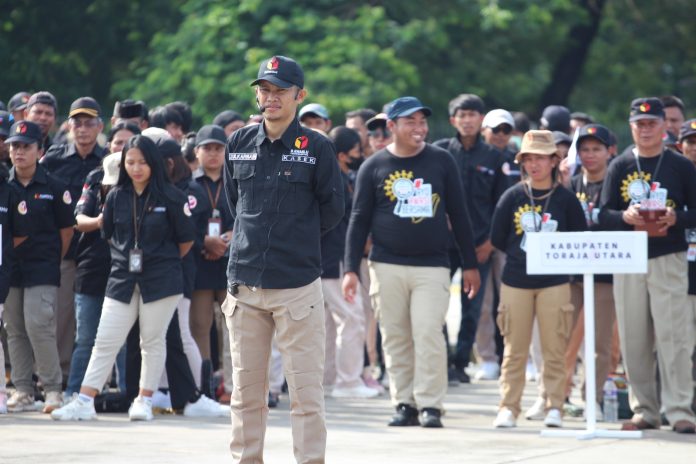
[{"left": 126, "top": 310, "right": 200, "bottom": 409}]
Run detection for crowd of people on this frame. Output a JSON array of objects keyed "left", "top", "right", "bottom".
[{"left": 1, "top": 54, "right": 696, "bottom": 463}]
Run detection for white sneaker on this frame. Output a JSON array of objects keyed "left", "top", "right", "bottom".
[
  {"left": 493, "top": 408, "right": 516, "bottom": 428},
  {"left": 51, "top": 395, "right": 97, "bottom": 421},
  {"left": 544, "top": 408, "right": 563, "bottom": 428},
  {"left": 183, "top": 395, "right": 229, "bottom": 417},
  {"left": 129, "top": 396, "right": 153, "bottom": 421},
  {"left": 6, "top": 390, "right": 36, "bottom": 412},
  {"left": 331, "top": 384, "right": 380, "bottom": 399},
  {"left": 42, "top": 391, "right": 63, "bottom": 414},
  {"left": 0, "top": 392, "right": 8, "bottom": 414},
  {"left": 525, "top": 396, "right": 546, "bottom": 420},
  {"left": 151, "top": 391, "right": 172, "bottom": 412},
  {"left": 526, "top": 360, "right": 538, "bottom": 382},
  {"left": 474, "top": 362, "right": 500, "bottom": 381}
]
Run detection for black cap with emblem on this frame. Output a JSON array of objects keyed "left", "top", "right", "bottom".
[
  {"left": 5, "top": 120, "right": 42, "bottom": 144},
  {"left": 250, "top": 56, "right": 304, "bottom": 89}
]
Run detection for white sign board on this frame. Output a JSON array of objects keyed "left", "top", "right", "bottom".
[{"left": 526, "top": 231, "right": 648, "bottom": 275}]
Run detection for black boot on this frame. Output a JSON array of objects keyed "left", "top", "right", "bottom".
[
  {"left": 388, "top": 403, "right": 420, "bottom": 426},
  {"left": 420, "top": 408, "right": 443, "bottom": 428}
]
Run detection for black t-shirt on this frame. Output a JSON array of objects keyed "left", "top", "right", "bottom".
[
  {"left": 73, "top": 169, "right": 110, "bottom": 296},
  {"left": 9, "top": 165, "right": 76, "bottom": 287},
  {"left": 224, "top": 119, "right": 345, "bottom": 289},
  {"left": 490, "top": 182, "right": 587, "bottom": 289},
  {"left": 345, "top": 143, "right": 477, "bottom": 273},
  {"left": 0, "top": 180, "right": 29, "bottom": 302},
  {"left": 192, "top": 169, "right": 234, "bottom": 291},
  {"left": 40, "top": 143, "right": 106, "bottom": 259},
  {"left": 176, "top": 177, "right": 209, "bottom": 299},
  {"left": 598, "top": 148, "right": 696, "bottom": 258},
  {"left": 433, "top": 134, "right": 508, "bottom": 246},
  {"left": 101, "top": 183, "right": 195, "bottom": 303}
]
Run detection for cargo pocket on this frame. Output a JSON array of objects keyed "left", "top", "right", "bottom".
[
  {"left": 287, "top": 299, "right": 321, "bottom": 321},
  {"left": 231, "top": 163, "right": 256, "bottom": 212},
  {"left": 221, "top": 295, "right": 238, "bottom": 317},
  {"left": 558, "top": 303, "right": 575, "bottom": 339},
  {"left": 496, "top": 303, "right": 510, "bottom": 337}
]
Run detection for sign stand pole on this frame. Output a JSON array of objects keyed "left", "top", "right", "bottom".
[{"left": 540, "top": 273, "right": 642, "bottom": 439}]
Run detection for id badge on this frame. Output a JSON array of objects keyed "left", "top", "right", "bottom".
[
  {"left": 520, "top": 233, "right": 527, "bottom": 252},
  {"left": 129, "top": 248, "right": 143, "bottom": 273},
  {"left": 208, "top": 218, "right": 221, "bottom": 237}
]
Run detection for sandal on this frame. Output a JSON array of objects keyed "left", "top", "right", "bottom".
[{"left": 621, "top": 419, "right": 657, "bottom": 431}]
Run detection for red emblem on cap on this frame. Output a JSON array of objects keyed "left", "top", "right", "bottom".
[
  {"left": 587, "top": 127, "right": 596, "bottom": 134},
  {"left": 294, "top": 136, "right": 308, "bottom": 149},
  {"left": 267, "top": 57, "right": 279, "bottom": 70},
  {"left": 22, "top": 95, "right": 29, "bottom": 103},
  {"left": 639, "top": 103, "right": 651, "bottom": 113},
  {"left": 16, "top": 123, "right": 26, "bottom": 134}
]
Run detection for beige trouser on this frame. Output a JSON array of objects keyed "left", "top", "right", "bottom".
[
  {"left": 476, "top": 250, "right": 505, "bottom": 364},
  {"left": 359, "top": 258, "right": 379, "bottom": 367},
  {"left": 81, "top": 288, "right": 180, "bottom": 393},
  {"left": 566, "top": 281, "right": 616, "bottom": 402},
  {"left": 223, "top": 278, "right": 326, "bottom": 464},
  {"left": 190, "top": 289, "right": 228, "bottom": 359},
  {"left": 322, "top": 278, "right": 366, "bottom": 389},
  {"left": 368, "top": 261, "right": 450, "bottom": 410},
  {"left": 614, "top": 252, "right": 695, "bottom": 426},
  {"left": 498, "top": 283, "right": 573, "bottom": 417},
  {"left": 57, "top": 259, "right": 76, "bottom": 378}
]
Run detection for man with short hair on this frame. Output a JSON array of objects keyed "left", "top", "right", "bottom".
[
  {"left": 540, "top": 105, "right": 571, "bottom": 135},
  {"left": 345, "top": 108, "right": 377, "bottom": 158},
  {"left": 434, "top": 94, "right": 508, "bottom": 383},
  {"left": 41, "top": 97, "right": 106, "bottom": 380},
  {"left": 213, "top": 110, "right": 245, "bottom": 137},
  {"left": 661, "top": 95, "right": 686, "bottom": 139},
  {"left": 223, "top": 55, "right": 344, "bottom": 462},
  {"left": 599, "top": 97, "right": 696, "bottom": 434},
  {"left": 8, "top": 92, "right": 30, "bottom": 122},
  {"left": 344, "top": 96, "right": 480, "bottom": 427},
  {"left": 24, "top": 91, "right": 57, "bottom": 151},
  {"left": 299, "top": 103, "right": 332, "bottom": 133}
]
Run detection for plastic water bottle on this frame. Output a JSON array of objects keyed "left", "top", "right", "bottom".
[{"left": 602, "top": 378, "right": 618, "bottom": 423}]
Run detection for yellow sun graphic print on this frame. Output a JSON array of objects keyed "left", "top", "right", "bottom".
[
  {"left": 514, "top": 204, "right": 542, "bottom": 235},
  {"left": 621, "top": 171, "right": 651, "bottom": 203},
  {"left": 383, "top": 170, "right": 414, "bottom": 201},
  {"left": 382, "top": 169, "right": 439, "bottom": 223}
]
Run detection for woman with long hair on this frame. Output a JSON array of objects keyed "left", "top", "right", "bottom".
[
  {"left": 52, "top": 135, "right": 194, "bottom": 421},
  {"left": 489, "top": 130, "right": 586, "bottom": 429}
]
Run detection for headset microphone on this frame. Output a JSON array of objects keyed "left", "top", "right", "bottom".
[{"left": 256, "top": 97, "right": 267, "bottom": 113}]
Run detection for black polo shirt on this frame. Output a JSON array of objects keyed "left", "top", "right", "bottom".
[
  {"left": 101, "top": 183, "right": 195, "bottom": 303},
  {"left": 321, "top": 171, "right": 352, "bottom": 279},
  {"left": 9, "top": 165, "right": 76, "bottom": 287},
  {"left": 192, "top": 168, "right": 234, "bottom": 291},
  {"left": 73, "top": 168, "right": 111, "bottom": 297},
  {"left": 41, "top": 142, "right": 106, "bottom": 259},
  {"left": 0, "top": 180, "right": 29, "bottom": 302},
  {"left": 433, "top": 134, "right": 509, "bottom": 246},
  {"left": 224, "top": 119, "right": 345, "bottom": 289},
  {"left": 176, "top": 177, "right": 209, "bottom": 299}
]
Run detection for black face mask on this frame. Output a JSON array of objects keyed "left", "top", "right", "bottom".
[{"left": 347, "top": 156, "right": 363, "bottom": 171}]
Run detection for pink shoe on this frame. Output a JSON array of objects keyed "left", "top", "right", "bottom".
[{"left": 363, "top": 375, "right": 385, "bottom": 394}]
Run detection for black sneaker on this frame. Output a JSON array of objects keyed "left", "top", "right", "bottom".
[
  {"left": 420, "top": 408, "right": 443, "bottom": 428},
  {"left": 388, "top": 403, "right": 420, "bottom": 426},
  {"left": 449, "top": 367, "right": 470, "bottom": 384},
  {"left": 268, "top": 392, "right": 279, "bottom": 408}
]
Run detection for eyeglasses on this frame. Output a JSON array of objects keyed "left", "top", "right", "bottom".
[
  {"left": 368, "top": 129, "right": 391, "bottom": 139},
  {"left": 70, "top": 118, "right": 100, "bottom": 128},
  {"left": 492, "top": 125, "right": 512, "bottom": 135}
]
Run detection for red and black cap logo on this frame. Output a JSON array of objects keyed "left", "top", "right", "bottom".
[{"left": 294, "top": 136, "right": 308, "bottom": 150}]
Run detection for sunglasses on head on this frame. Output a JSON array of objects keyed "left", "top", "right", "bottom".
[
  {"left": 492, "top": 125, "right": 512, "bottom": 135},
  {"left": 368, "top": 129, "right": 391, "bottom": 138}
]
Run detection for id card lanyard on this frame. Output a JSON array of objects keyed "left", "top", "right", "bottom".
[
  {"left": 205, "top": 178, "right": 222, "bottom": 237},
  {"left": 633, "top": 149, "right": 665, "bottom": 199},
  {"left": 524, "top": 182, "right": 555, "bottom": 232},
  {"left": 130, "top": 191, "right": 151, "bottom": 273}
]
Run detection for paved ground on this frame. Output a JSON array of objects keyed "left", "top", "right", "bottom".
[{"left": 1, "top": 378, "right": 694, "bottom": 464}]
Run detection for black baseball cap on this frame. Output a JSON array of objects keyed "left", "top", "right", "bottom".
[
  {"left": 552, "top": 131, "right": 572, "bottom": 146},
  {"left": 540, "top": 105, "right": 571, "bottom": 132},
  {"left": 629, "top": 97, "right": 665, "bottom": 122},
  {"left": 570, "top": 111, "right": 594, "bottom": 124},
  {"left": 5, "top": 120, "right": 42, "bottom": 144},
  {"left": 27, "top": 91, "right": 58, "bottom": 111},
  {"left": 8, "top": 92, "right": 31, "bottom": 113},
  {"left": 366, "top": 113, "right": 388, "bottom": 130},
  {"left": 387, "top": 96, "right": 432, "bottom": 120},
  {"left": 144, "top": 130, "right": 181, "bottom": 159},
  {"left": 114, "top": 99, "right": 145, "bottom": 119},
  {"left": 195, "top": 124, "right": 227, "bottom": 147},
  {"left": 0, "top": 111, "right": 11, "bottom": 137},
  {"left": 679, "top": 119, "right": 696, "bottom": 142},
  {"left": 69, "top": 97, "right": 101, "bottom": 118},
  {"left": 250, "top": 56, "right": 304, "bottom": 89},
  {"left": 213, "top": 110, "right": 243, "bottom": 128},
  {"left": 576, "top": 124, "right": 611, "bottom": 147}
]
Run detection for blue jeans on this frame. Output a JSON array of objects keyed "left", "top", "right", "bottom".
[
  {"left": 452, "top": 259, "right": 491, "bottom": 370},
  {"left": 66, "top": 293, "right": 126, "bottom": 395}
]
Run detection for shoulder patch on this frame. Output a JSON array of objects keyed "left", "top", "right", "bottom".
[
  {"left": 184, "top": 203, "right": 192, "bottom": 217},
  {"left": 63, "top": 190, "right": 72, "bottom": 204},
  {"left": 17, "top": 200, "right": 27, "bottom": 215},
  {"left": 188, "top": 194, "right": 198, "bottom": 210}
]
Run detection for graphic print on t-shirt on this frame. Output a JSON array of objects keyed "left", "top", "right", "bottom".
[
  {"left": 575, "top": 192, "right": 600, "bottom": 226},
  {"left": 383, "top": 170, "right": 439, "bottom": 221},
  {"left": 621, "top": 171, "right": 651, "bottom": 204}
]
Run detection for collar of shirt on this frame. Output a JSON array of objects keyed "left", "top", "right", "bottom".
[
  {"left": 64, "top": 142, "right": 106, "bottom": 160},
  {"left": 254, "top": 117, "right": 302, "bottom": 150},
  {"left": 192, "top": 167, "right": 220, "bottom": 182},
  {"left": 450, "top": 133, "right": 484, "bottom": 153},
  {"left": 9, "top": 164, "right": 49, "bottom": 187}
]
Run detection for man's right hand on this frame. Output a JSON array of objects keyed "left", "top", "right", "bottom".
[
  {"left": 622, "top": 204, "right": 645, "bottom": 226},
  {"left": 342, "top": 272, "right": 359, "bottom": 303}
]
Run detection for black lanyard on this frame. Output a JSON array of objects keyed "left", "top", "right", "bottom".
[
  {"left": 633, "top": 149, "right": 665, "bottom": 198},
  {"left": 132, "top": 191, "right": 151, "bottom": 249},
  {"left": 524, "top": 182, "right": 556, "bottom": 232}
]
